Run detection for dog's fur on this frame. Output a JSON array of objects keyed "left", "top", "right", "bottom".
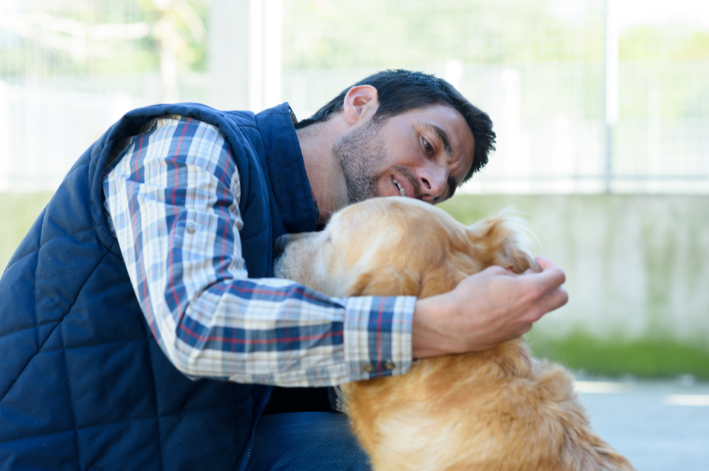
[{"left": 275, "top": 197, "right": 634, "bottom": 471}]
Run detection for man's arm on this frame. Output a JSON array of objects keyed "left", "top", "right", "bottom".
[
  {"left": 412, "top": 259, "right": 568, "bottom": 358},
  {"left": 103, "top": 115, "right": 415, "bottom": 387}
]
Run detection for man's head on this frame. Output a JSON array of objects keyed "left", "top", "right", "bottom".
[{"left": 297, "top": 69, "right": 496, "bottom": 206}]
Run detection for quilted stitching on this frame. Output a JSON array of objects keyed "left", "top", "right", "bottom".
[{"left": 0, "top": 103, "right": 308, "bottom": 470}]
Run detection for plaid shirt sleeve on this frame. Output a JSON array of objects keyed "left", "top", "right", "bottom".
[{"left": 102, "top": 114, "right": 415, "bottom": 387}]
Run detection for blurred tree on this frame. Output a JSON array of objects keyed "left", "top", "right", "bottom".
[
  {"left": 0, "top": 0, "right": 209, "bottom": 100},
  {"left": 282, "top": 0, "right": 606, "bottom": 69},
  {"left": 282, "top": 0, "right": 709, "bottom": 68}
]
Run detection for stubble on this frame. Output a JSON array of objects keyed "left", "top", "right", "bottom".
[{"left": 332, "top": 119, "right": 386, "bottom": 204}]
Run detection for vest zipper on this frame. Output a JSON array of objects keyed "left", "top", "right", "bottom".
[{"left": 239, "top": 385, "right": 273, "bottom": 471}]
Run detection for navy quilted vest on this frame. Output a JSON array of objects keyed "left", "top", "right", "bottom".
[{"left": 0, "top": 102, "right": 318, "bottom": 470}]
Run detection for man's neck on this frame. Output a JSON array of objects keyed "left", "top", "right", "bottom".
[{"left": 296, "top": 119, "right": 349, "bottom": 225}]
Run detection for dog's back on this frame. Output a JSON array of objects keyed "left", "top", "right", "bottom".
[{"left": 346, "top": 341, "right": 632, "bottom": 470}]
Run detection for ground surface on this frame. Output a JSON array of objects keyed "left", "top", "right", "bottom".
[{"left": 577, "top": 380, "right": 709, "bottom": 471}]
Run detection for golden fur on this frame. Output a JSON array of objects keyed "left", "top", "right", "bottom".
[{"left": 274, "top": 197, "right": 635, "bottom": 471}]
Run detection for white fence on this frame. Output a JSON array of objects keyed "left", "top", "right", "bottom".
[
  {"left": 0, "top": 81, "right": 143, "bottom": 191},
  {"left": 0, "top": 0, "right": 708, "bottom": 193},
  {"left": 2, "top": 64, "right": 707, "bottom": 193}
]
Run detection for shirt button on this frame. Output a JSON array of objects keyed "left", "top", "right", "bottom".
[
  {"left": 362, "top": 363, "right": 375, "bottom": 373},
  {"left": 186, "top": 225, "right": 196, "bottom": 234},
  {"left": 384, "top": 360, "right": 396, "bottom": 371}
]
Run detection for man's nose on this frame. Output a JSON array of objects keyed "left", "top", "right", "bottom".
[{"left": 418, "top": 167, "right": 447, "bottom": 202}]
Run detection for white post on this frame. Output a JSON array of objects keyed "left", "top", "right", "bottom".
[
  {"left": 262, "top": 0, "right": 283, "bottom": 110},
  {"left": 248, "top": 0, "right": 264, "bottom": 111},
  {"left": 209, "top": 0, "right": 251, "bottom": 110},
  {"left": 647, "top": 77, "right": 661, "bottom": 176},
  {"left": 209, "top": 0, "right": 282, "bottom": 112},
  {"left": 0, "top": 81, "right": 7, "bottom": 191},
  {"left": 604, "top": 0, "right": 619, "bottom": 192},
  {"left": 501, "top": 69, "right": 524, "bottom": 178}
]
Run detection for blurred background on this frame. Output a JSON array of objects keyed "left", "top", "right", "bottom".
[
  {"left": 2, "top": 1, "right": 709, "bottom": 467},
  {"left": 1, "top": 0, "right": 708, "bottom": 379}
]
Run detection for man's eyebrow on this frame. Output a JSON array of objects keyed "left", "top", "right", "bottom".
[{"left": 423, "top": 123, "right": 453, "bottom": 157}]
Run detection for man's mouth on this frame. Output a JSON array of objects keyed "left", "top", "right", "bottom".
[{"left": 392, "top": 177, "right": 406, "bottom": 197}]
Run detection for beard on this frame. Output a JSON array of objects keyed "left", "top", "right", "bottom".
[{"left": 332, "top": 119, "right": 386, "bottom": 204}]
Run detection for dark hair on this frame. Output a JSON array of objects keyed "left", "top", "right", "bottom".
[{"left": 296, "top": 69, "right": 496, "bottom": 182}]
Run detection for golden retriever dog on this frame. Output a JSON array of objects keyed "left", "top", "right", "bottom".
[{"left": 274, "top": 197, "right": 634, "bottom": 471}]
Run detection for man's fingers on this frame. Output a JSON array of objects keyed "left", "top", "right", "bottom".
[
  {"left": 531, "top": 257, "right": 566, "bottom": 291},
  {"left": 526, "top": 286, "right": 568, "bottom": 322}
]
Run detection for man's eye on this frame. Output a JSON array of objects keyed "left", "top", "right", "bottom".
[{"left": 423, "top": 138, "right": 434, "bottom": 155}]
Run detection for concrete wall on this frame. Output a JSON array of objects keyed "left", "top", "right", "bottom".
[
  {"left": 3, "top": 193, "right": 708, "bottom": 346},
  {"left": 440, "top": 194, "right": 709, "bottom": 345}
]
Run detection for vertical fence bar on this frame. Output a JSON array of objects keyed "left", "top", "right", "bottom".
[
  {"left": 209, "top": 0, "right": 252, "bottom": 110},
  {"left": 604, "top": 0, "right": 619, "bottom": 193},
  {"left": 0, "top": 81, "right": 7, "bottom": 191}
]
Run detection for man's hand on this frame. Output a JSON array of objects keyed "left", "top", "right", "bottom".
[{"left": 412, "top": 257, "right": 568, "bottom": 358}]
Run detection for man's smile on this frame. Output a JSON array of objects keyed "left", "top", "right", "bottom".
[
  {"left": 390, "top": 172, "right": 416, "bottom": 198},
  {"left": 392, "top": 176, "right": 406, "bottom": 197}
]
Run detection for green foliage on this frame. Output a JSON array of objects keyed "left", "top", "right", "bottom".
[
  {"left": 281, "top": 0, "right": 708, "bottom": 70},
  {"left": 283, "top": 0, "right": 606, "bottom": 69},
  {"left": 527, "top": 330, "right": 709, "bottom": 380},
  {"left": 0, "top": 0, "right": 209, "bottom": 78},
  {"left": 621, "top": 25, "right": 709, "bottom": 60},
  {"left": 281, "top": 0, "right": 709, "bottom": 123},
  {"left": 2, "top": 0, "right": 707, "bottom": 95}
]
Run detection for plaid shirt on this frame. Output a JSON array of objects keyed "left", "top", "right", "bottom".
[{"left": 102, "top": 114, "right": 415, "bottom": 387}]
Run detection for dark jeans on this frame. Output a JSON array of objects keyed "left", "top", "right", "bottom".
[{"left": 245, "top": 412, "right": 371, "bottom": 470}]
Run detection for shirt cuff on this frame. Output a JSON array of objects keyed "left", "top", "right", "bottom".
[{"left": 342, "top": 296, "right": 415, "bottom": 382}]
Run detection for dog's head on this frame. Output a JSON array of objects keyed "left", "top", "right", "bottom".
[{"left": 274, "top": 197, "right": 537, "bottom": 299}]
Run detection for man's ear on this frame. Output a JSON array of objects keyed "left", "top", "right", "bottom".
[{"left": 343, "top": 85, "right": 380, "bottom": 125}]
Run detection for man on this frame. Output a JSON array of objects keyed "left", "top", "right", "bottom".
[{"left": 0, "top": 70, "right": 567, "bottom": 470}]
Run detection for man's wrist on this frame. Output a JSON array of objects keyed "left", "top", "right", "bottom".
[{"left": 412, "top": 295, "right": 458, "bottom": 359}]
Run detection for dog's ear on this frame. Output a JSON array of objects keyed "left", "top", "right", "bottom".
[
  {"left": 418, "top": 261, "right": 464, "bottom": 298},
  {"left": 347, "top": 267, "right": 423, "bottom": 297},
  {"left": 466, "top": 212, "right": 540, "bottom": 274},
  {"left": 348, "top": 261, "right": 464, "bottom": 299}
]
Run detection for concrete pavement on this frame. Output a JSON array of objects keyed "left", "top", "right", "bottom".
[{"left": 577, "top": 380, "right": 709, "bottom": 471}]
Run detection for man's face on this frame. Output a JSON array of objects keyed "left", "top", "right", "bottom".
[{"left": 333, "top": 104, "right": 475, "bottom": 205}]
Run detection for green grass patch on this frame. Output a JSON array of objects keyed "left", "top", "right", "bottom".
[
  {"left": 0, "top": 192, "right": 54, "bottom": 272},
  {"left": 527, "top": 331, "right": 709, "bottom": 380}
]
